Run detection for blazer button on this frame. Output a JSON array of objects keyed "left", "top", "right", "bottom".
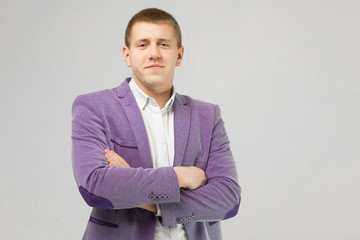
[
  {"left": 191, "top": 216, "right": 195, "bottom": 221},
  {"left": 186, "top": 217, "right": 191, "bottom": 221},
  {"left": 165, "top": 195, "right": 169, "bottom": 200},
  {"left": 148, "top": 194, "right": 156, "bottom": 200},
  {"left": 176, "top": 217, "right": 182, "bottom": 223}
]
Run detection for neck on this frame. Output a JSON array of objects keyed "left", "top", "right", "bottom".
[
  {"left": 150, "top": 89, "right": 172, "bottom": 109},
  {"left": 132, "top": 78, "right": 173, "bottom": 109}
]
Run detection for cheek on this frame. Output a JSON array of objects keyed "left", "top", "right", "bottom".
[
  {"left": 164, "top": 53, "right": 178, "bottom": 64},
  {"left": 129, "top": 52, "right": 144, "bottom": 66}
]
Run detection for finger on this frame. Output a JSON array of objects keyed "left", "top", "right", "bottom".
[
  {"left": 107, "top": 154, "right": 127, "bottom": 167},
  {"left": 108, "top": 150, "right": 120, "bottom": 158},
  {"left": 105, "top": 151, "right": 118, "bottom": 160},
  {"left": 122, "top": 159, "right": 130, "bottom": 168},
  {"left": 109, "top": 160, "right": 127, "bottom": 168},
  {"left": 105, "top": 151, "right": 131, "bottom": 168},
  {"left": 108, "top": 151, "right": 130, "bottom": 168},
  {"left": 105, "top": 153, "right": 111, "bottom": 161},
  {"left": 105, "top": 151, "right": 118, "bottom": 162},
  {"left": 107, "top": 155, "right": 120, "bottom": 165},
  {"left": 106, "top": 154, "right": 119, "bottom": 166},
  {"left": 109, "top": 161, "right": 122, "bottom": 167},
  {"left": 108, "top": 159, "right": 120, "bottom": 167}
]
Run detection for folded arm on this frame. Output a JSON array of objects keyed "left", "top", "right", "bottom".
[
  {"left": 104, "top": 149, "right": 207, "bottom": 213},
  {"left": 158, "top": 105, "right": 241, "bottom": 226},
  {"left": 72, "top": 95, "right": 181, "bottom": 209},
  {"left": 103, "top": 105, "right": 241, "bottom": 225},
  {"left": 72, "top": 96, "right": 240, "bottom": 223}
]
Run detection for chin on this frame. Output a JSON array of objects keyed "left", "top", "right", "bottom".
[{"left": 146, "top": 76, "right": 172, "bottom": 88}]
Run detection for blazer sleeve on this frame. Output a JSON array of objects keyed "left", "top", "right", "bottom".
[
  {"left": 158, "top": 105, "right": 241, "bottom": 226},
  {"left": 72, "top": 95, "right": 180, "bottom": 209}
]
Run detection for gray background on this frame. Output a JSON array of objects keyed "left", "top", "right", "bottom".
[{"left": 1, "top": 0, "right": 359, "bottom": 239}]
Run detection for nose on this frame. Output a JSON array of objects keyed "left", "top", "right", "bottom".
[{"left": 148, "top": 44, "right": 161, "bottom": 60}]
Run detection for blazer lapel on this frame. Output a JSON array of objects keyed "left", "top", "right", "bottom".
[
  {"left": 116, "top": 79, "right": 153, "bottom": 168},
  {"left": 173, "top": 94, "right": 191, "bottom": 167},
  {"left": 116, "top": 79, "right": 191, "bottom": 168}
]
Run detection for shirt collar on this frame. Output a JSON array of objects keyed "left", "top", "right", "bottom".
[{"left": 129, "top": 78, "right": 175, "bottom": 111}]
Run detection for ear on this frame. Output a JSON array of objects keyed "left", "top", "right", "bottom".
[
  {"left": 176, "top": 46, "right": 184, "bottom": 67},
  {"left": 122, "top": 46, "right": 131, "bottom": 67}
]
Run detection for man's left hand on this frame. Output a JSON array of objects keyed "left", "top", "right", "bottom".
[{"left": 104, "top": 149, "right": 157, "bottom": 213}]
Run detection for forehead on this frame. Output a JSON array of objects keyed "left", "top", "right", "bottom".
[{"left": 129, "top": 21, "right": 176, "bottom": 42}]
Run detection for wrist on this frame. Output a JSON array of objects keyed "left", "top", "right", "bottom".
[
  {"left": 138, "top": 203, "right": 157, "bottom": 213},
  {"left": 173, "top": 166, "right": 185, "bottom": 188}
]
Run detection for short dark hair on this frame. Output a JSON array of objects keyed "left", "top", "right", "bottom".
[{"left": 125, "top": 8, "right": 182, "bottom": 48}]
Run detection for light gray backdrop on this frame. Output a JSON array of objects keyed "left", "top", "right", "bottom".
[{"left": 1, "top": 0, "right": 359, "bottom": 239}]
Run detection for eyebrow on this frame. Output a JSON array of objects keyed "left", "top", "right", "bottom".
[
  {"left": 135, "top": 38, "right": 172, "bottom": 43},
  {"left": 158, "top": 38, "right": 172, "bottom": 42}
]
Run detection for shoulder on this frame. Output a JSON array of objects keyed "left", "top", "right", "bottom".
[
  {"left": 72, "top": 79, "right": 130, "bottom": 108},
  {"left": 73, "top": 87, "right": 118, "bottom": 105},
  {"left": 175, "top": 93, "right": 221, "bottom": 118},
  {"left": 72, "top": 87, "right": 118, "bottom": 115},
  {"left": 73, "top": 88, "right": 113, "bottom": 103},
  {"left": 176, "top": 93, "right": 216, "bottom": 108}
]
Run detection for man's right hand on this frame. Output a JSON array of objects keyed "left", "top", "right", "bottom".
[
  {"left": 105, "top": 149, "right": 207, "bottom": 190},
  {"left": 173, "top": 166, "right": 207, "bottom": 190},
  {"left": 105, "top": 149, "right": 130, "bottom": 168}
]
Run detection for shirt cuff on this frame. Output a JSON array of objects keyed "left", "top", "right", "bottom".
[{"left": 155, "top": 203, "right": 162, "bottom": 216}]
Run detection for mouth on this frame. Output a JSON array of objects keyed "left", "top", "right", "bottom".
[{"left": 145, "top": 64, "right": 164, "bottom": 69}]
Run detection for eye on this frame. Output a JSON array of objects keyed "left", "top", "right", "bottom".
[
  {"left": 137, "top": 43, "right": 147, "bottom": 48},
  {"left": 160, "top": 43, "right": 169, "bottom": 47}
]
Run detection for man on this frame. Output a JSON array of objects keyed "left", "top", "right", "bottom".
[{"left": 72, "top": 8, "right": 241, "bottom": 240}]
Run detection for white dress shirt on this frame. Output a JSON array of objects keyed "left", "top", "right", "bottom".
[{"left": 129, "top": 79, "right": 188, "bottom": 240}]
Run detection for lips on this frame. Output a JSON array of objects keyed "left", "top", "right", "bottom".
[{"left": 145, "top": 64, "right": 164, "bottom": 69}]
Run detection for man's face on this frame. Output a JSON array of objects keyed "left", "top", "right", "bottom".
[{"left": 122, "top": 21, "right": 184, "bottom": 95}]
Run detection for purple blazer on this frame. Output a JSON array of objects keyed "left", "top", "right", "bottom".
[{"left": 72, "top": 78, "right": 241, "bottom": 240}]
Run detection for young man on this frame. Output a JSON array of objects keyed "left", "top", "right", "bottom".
[{"left": 72, "top": 8, "right": 241, "bottom": 240}]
